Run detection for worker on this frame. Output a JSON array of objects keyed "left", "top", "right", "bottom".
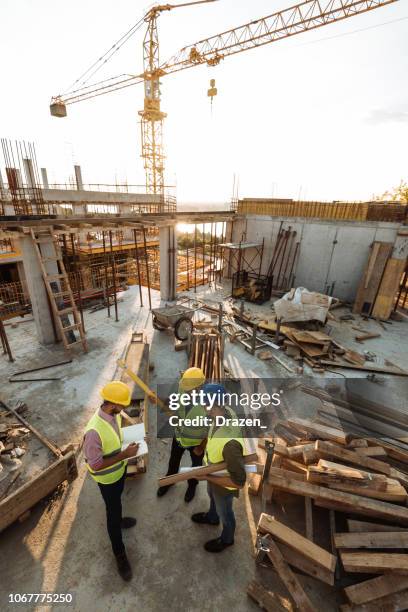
[
  {"left": 157, "top": 366, "right": 208, "bottom": 503},
  {"left": 191, "top": 383, "right": 247, "bottom": 553},
  {"left": 83, "top": 380, "right": 139, "bottom": 582}
]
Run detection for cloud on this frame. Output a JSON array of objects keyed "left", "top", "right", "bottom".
[{"left": 366, "top": 108, "right": 408, "bottom": 125}]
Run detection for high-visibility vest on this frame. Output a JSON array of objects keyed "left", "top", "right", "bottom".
[
  {"left": 84, "top": 411, "right": 126, "bottom": 485},
  {"left": 175, "top": 401, "right": 209, "bottom": 448},
  {"left": 204, "top": 408, "right": 245, "bottom": 491}
]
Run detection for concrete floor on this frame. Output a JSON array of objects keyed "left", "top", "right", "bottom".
[{"left": 0, "top": 283, "right": 407, "bottom": 611}]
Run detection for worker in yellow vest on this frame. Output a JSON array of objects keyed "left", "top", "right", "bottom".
[
  {"left": 83, "top": 381, "right": 138, "bottom": 581},
  {"left": 191, "top": 383, "right": 247, "bottom": 553},
  {"left": 157, "top": 366, "right": 208, "bottom": 502}
]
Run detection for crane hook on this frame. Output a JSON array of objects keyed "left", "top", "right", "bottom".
[{"left": 207, "top": 78, "right": 217, "bottom": 112}]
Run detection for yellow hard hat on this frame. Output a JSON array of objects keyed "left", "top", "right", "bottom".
[
  {"left": 179, "top": 367, "right": 205, "bottom": 392},
  {"left": 101, "top": 381, "right": 131, "bottom": 407}
]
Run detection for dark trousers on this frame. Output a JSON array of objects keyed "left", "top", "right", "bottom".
[
  {"left": 166, "top": 437, "right": 203, "bottom": 486},
  {"left": 97, "top": 470, "right": 126, "bottom": 556},
  {"left": 207, "top": 482, "right": 236, "bottom": 544}
]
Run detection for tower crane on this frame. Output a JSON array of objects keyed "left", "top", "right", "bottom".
[{"left": 50, "top": 0, "right": 398, "bottom": 197}]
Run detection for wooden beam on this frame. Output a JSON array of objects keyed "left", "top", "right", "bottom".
[
  {"left": 267, "top": 467, "right": 408, "bottom": 524},
  {"left": 334, "top": 531, "right": 408, "bottom": 549},
  {"left": 341, "top": 588, "right": 408, "bottom": 612},
  {"left": 246, "top": 580, "right": 288, "bottom": 612},
  {"left": 314, "top": 441, "right": 391, "bottom": 476},
  {"left": 258, "top": 514, "right": 336, "bottom": 574},
  {"left": 347, "top": 519, "right": 406, "bottom": 533},
  {"left": 340, "top": 551, "right": 408, "bottom": 574},
  {"left": 264, "top": 536, "right": 318, "bottom": 612},
  {"left": 344, "top": 574, "right": 408, "bottom": 605},
  {"left": 157, "top": 453, "right": 258, "bottom": 486},
  {"left": 277, "top": 542, "right": 334, "bottom": 586}
]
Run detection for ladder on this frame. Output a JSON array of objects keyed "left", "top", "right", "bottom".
[{"left": 30, "top": 228, "right": 88, "bottom": 353}]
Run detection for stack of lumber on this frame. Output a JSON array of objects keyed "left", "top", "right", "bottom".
[
  {"left": 188, "top": 331, "right": 224, "bottom": 380},
  {"left": 249, "top": 415, "right": 408, "bottom": 612}
]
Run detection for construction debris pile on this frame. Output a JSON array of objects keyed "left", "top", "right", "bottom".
[
  {"left": 248, "top": 403, "right": 408, "bottom": 611},
  {"left": 0, "top": 403, "right": 30, "bottom": 499}
]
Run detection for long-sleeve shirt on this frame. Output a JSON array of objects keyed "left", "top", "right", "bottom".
[
  {"left": 211, "top": 440, "right": 246, "bottom": 497},
  {"left": 83, "top": 409, "right": 120, "bottom": 471}
]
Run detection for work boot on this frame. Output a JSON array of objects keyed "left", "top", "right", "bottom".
[
  {"left": 157, "top": 484, "right": 173, "bottom": 497},
  {"left": 184, "top": 482, "right": 197, "bottom": 503},
  {"left": 204, "top": 537, "right": 234, "bottom": 553},
  {"left": 121, "top": 517, "right": 137, "bottom": 529},
  {"left": 191, "top": 512, "right": 220, "bottom": 526},
  {"left": 115, "top": 550, "right": 132, "bottom": 581}
]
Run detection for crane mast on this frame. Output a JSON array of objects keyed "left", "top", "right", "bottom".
[{"left": 139, "top": 8, "right": 167, "bottom": 197}]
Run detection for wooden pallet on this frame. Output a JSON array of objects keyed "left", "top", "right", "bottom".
[{"left": 30, "top": 228, "right": 87, "bottom": 353}]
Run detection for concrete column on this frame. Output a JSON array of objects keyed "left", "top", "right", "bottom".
[
  {"left": 19, "top": 234, "right": 59, "bottom": 345},
  {"left": 74, "top": 165, "right": 84, "bottom": 190},
  {"left": 23, "top": 158, "right": 36, "bottom": 189},
  {"left": 41, "top": 168, "right": 49, "bottom": 189},
  {"left": 159, "top": 225, "right": 177, "bottom": 301}
]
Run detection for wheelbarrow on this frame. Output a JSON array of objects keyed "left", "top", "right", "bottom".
[{"left": 151, "top": 304, "right": 197, "bottom": 341}]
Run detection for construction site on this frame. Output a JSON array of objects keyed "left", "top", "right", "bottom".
[{"left": 1, "top": 0, "right": 408, "bottom": 611}]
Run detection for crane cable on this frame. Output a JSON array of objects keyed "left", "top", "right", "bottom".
[{"left": 64, "top": 14, "right": 146, "bottom": 94}]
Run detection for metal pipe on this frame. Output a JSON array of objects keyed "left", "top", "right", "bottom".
[
  {"left": 109, "top": 230, "right": 119, "bottom": 321},
  {"left": 102, "top": 231, "right": 111, "bottom": 317},
  {"left": 133, "top": 228, "right": 143, "bottom": 307},
  {"left": 142, "top": 226, "right": 152, "bottom": 309}
]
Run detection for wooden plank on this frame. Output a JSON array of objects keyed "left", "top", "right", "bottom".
[
  {"left": 314, "top": 441, "right": 391, "bottom": 476},
  {"left": 158, "top": 452, "right": 258, "bottom": 486},
  {"left": 327, "top": 480, "right": 407, "bottom": 503},
  {"left": 355, "top": 332, "right": 381, "bottom": 342},
  {"left": 0, "top": 451, "right": 77, "bottom": 532},
  {"left": 287, "top": 418, "right": 349, "bottom": 445},
  {"left": 258, "top": 513, "right": 336, "bottom": 573},
  {"left": 372, "top": 257, "right": 407, "bottom": 320},
  {"left": 341, "top": 588, "right": 408, "bottom": 611},
  {"left": 335, "top": 531, "right": 408, "bottom": 549},
  {"left": 287, "top": 443, "right": 315, "bottom": 460},
  {"left": 355, "top": 447, "right": 387, "bottom": 457},
  {"left": 267, "top": 467, "right": 408, "bottom": 524},
  {"left": 264, "top": 536, "right": 318, "bottom": 612},
  {"left": 353, "top": 242, "right": 392, "bottom": 315},
  {"left": 344, "top": 574, "right": 408, "bottom": 605},
  {"left": 278, "top": 542, "right": 334, "bottom": 586},
  {"left": 246, "top": 580, "right": 288, "bottom": 612},
  {"left": 340, "top": 552, "right": 408, "bottom": 574},
  {"left": 347, "top": 519, "right": 406, "bottom": 533}
]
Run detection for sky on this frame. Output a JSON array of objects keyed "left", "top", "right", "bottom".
[{"left": 0, "top": 0, "right": 407, "bottom": 204}]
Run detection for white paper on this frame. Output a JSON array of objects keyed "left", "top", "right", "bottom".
[{"left": 122, "top": 423, "right": 148, "bottom": 458}]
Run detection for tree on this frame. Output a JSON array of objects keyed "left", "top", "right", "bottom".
[{"left": 378, "top": 180, "right": 408, "bottom": 203}]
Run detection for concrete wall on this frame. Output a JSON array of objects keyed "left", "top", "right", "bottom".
[{"left": 229, "top": 215, "right": 401, "bottom": 301}]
